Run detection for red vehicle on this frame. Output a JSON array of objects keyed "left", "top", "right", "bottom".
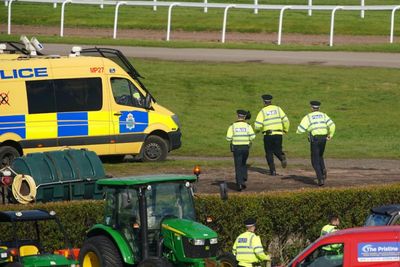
[{"left": 287, "top": 226, "right": 400, "bottom": 267}]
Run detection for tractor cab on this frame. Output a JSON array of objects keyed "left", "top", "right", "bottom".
[{"left": 80, "top": 174, "right": 222, "bottom": 267}]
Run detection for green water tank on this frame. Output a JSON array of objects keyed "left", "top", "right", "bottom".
[{"left": 11, "top": 149, "right": 106, "bottom": 202}]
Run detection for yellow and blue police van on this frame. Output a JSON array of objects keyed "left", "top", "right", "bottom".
[{"left": 0, "top": 41, "right": 181, "bottom": 165}]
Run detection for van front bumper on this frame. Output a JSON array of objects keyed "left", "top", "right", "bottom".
[{"left": 168, "top": 130, "right": 182, "bottom": 151}]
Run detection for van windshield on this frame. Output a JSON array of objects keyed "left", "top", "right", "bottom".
[{"left": 364, "top": 213, "right": 391, "bottom": 226}]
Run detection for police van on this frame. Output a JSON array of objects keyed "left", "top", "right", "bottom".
[{"left": 0, "top": 38, "right": 181, "bottom": 165}]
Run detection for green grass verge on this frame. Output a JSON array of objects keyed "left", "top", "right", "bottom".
[
  {"left": 2, "top": 0, "right": 400, "bottom": 44},
  {"left": 124, "top": 58, "right": 400, "bottom": 159}
]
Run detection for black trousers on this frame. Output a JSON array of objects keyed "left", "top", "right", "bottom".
[
  {"left": 310, "top": 135, "right": 327, "bottom": 179},
  {"left": 263, "top": 135, "right": 284, "bottom": 171},
  {"left": 232, "top": 145, "right": 249, "bottom": 186}
]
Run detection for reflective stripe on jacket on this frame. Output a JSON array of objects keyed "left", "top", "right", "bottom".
[
  {"left": 232, "top": 231, "right": 271, "bottom": 267},
  {"left": 296, "top": 111, "right": 335, "bottom": 137},
  {"left": 226, "top": 121, "right": 256, "bottom": 145},
  {"left": 254, "top": 105, "right": 289, "bottom": 135}
]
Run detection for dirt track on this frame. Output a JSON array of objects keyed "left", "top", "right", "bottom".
[{"left": 107, "top": 156, "right": 400, "bottom": 194}]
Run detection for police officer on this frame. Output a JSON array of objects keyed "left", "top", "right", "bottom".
[
  {"left": 254, "top": 95, "right": 290, "bottom": 176},
  {"left": 296, "top": 101, "right": 335, "bottom": 186},
  {"left": 226, "top": 110, "right": 255, "bottom": 191},
  {"left": 232, "top": 218, "right": 271, "bottom": 267}
]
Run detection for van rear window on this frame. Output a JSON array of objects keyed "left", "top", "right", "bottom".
[{"left": 26, "top": 78, "right": 102, "bottom": 114}]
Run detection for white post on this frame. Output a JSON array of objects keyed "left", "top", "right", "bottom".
[
  {"left": 54, "top": 2, "right": 57, "bottom": 8},
  {"left": 204, "top": 0, "right": 207, "bottom": 13},
  {"left": 254, "top": 0, "right": 258, "bottom": 15},
  {"left": 277, "top": 6, "right": 291, "bottom": 45},
  {"left": 308, "top": 0, "right": 312, "bottom": 16},
  {"left": 5, "top": 0, "right": 8, "bottom": 7},
  {"left": 390, "top": 6, "right": 400, "bottom": 43},
  {"left": 60, "top": 0, "right": 71, "bottom": 37},
  {"left": 361, "top": 0, "right": 364, "bottom": 18},
  {"left": 100, "top": 0, "right": 103, "bottom": 9},
  {"left": 7, "top": 0, "right": 14, "bottom": 35},
  {"left": 113, "top": 1, "right": 126, "bottom": 39},
  {"left": 330, "top": 6, "right": 343, "bottom": 47},
  {"left": 153, "top": 0, "right": 157, "bottom": 11},
  {"left": 166, "top": 3, "right": 180, "bottom": 41},
  {"left": 221, "top": 4, "right": 236, "bottom": 43}
]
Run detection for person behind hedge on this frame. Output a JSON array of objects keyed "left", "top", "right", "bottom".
[
  {"left": 226, "top": 110, "right": 255, "bottom": 192},
  {"left": 321, "top": 214, "right": 342, "bottom": 254},
  {"left": 232, "top": 218, "right": 271, "bottom": 267}
]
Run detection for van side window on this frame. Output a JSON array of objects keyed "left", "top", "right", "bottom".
[
  {"left": 111, "top": 78, "right": 144, "bottom": 108},
  {"left": 26, "top": 78, "right": 102, "bottom": 114},
  {"left": 299, "top": 243, "right": 344, "bottom": 267}
]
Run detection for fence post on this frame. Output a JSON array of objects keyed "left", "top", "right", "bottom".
[
  {"left": 5, "top": 0, "right": 8, "bottom": 7},
  {"left": 54, "top": 2, "right": 57, "bottom": 8},
  {"left": 153, "top": 0, "right": 157, "bottom": 11},
  {"left": 7, "top": 0, "right": 14, "bottom": 34},
  {"left": 254, "top": 0, "right": 258, "bottom": 15},
  {"left": 329, "top": 6, "right": 343, "bottom": 47},
  {"left": 221, "top": 4, "right": 236, "bottom": 43},
  {"left": 277, "top": 6, "right": 291, "bottom": 45},
  {"left": 390, "top": 6, "right": 400, "bottom": 43},
  {"left": 113, "top": 1, "right": 127, "bottom": 39},
  {"left": 308, "top": 0, "right": 312, "bottom": 16},
  {"left": 204, "top": 0, "right": 207, "bottom": 13},
  {"left": 166, "top": 3, "right": 180, "bottom": 41},
  {"left": 60, "top": 0, "right": 72, "bottom": 37},
  {"left": 360, "top": 0, "right": 364, "bottom": 18}
]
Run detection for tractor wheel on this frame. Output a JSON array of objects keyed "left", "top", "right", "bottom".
[
  {"left": 79, "top": 236, "right": 123, "bottom": 267},
  {"left": 142, "top": 136, "right": 168, "bottom": 162},
  {"left": 138, "top": 257, "right": 173, "bottom": 267},
  {"left": 0, "top": 146, "right": 19, "bottom": 167},
  {"left": 218, "top": 252, "right": 238, "bottom": 267}
]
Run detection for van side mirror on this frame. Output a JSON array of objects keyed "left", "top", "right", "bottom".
[{"left": 144, "top": 93, "right": 152, "bottom": 109}]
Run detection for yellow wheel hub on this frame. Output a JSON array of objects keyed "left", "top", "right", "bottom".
[{"left": 83, "top": 251, "right": 101, "bottom": 267}]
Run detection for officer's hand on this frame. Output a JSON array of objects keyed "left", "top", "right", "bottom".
[{"left": 327, "top": 136, "right": 331, "bottom": 141}]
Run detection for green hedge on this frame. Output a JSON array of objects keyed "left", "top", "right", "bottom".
[{"left": 0, "top": 184, "right": 399, "bottom": 264}]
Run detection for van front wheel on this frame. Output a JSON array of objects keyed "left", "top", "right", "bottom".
[
  {"left": 0, "top": 146, "right": 20, "bottom": 167},
  {"left": 142, "top": 136, "right": 168, "bottom": 162}
]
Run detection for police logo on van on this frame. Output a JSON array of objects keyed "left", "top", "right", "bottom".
[
  {"left": 126, "top": 113, "right": 136, "bottom": 130},
  {"left": 0, "top": 67, "right": 48, "bottom": 80}
]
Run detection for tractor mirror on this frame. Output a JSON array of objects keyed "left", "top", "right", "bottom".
[{"left": 219, "top": 181, "right": 228, "bottom": 201}]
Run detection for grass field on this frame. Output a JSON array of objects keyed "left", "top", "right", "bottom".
[
  {"left": 2, "top": 0, "right": 400, "bottom": 36},
  {"left": 129, "top": 58, "right": 400, "bottom": 159}
]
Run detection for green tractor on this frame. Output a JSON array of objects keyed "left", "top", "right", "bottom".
[{"left": 79, "top": 174, "right": 235, "bottom": 267}]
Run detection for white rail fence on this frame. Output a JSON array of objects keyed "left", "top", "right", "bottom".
[{"left": 4, "top": 0, "right": 400, "bottom": 46}]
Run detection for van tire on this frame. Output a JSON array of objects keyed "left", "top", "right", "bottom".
[
  {"left": 142, "top": 136, "right": 168, "bottom": 162},
  {"left": 0, "top": 146, "right": 20, "bottom": 167},
  {"left": 79, "top": 236, "right": 123, "bottom": 267}
]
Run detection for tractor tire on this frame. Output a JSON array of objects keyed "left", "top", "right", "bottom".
[
  {"left": 138, "top": 257, "right": 173, "bottom": 267},
  {"left": 218, "top": 252, "right": 238, "bottom": 267},
  {"left": 79, "top": 236, "right": 123, "bottom": 267},
  {"left": 0, "top": 146, "right": 19, "bottom": 167},
  {"left": 142, "top": 136, "right": 168, "bottom": 162}
]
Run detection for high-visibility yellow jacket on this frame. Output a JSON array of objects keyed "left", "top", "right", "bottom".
[
  {"left": 320, "top": 224, "right": 337, "bottom": 236},
  {"left": 254, "top": 105, "right": 289, "bottom": 135},
  {"left": 232, "top": 231, "right": 271, "bottom": 267},
  {"left": 296, "top": 111, "right": 335, "bottom": 137},
  {"left": 226, "top": 121, "right": 256, "bottom": 146},
  {"left": 320, "top": 224, "right": 341, "bottom": 252}
]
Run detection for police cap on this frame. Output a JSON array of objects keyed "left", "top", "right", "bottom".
[
  {"left": 262, "top": 94, "right": 273, "bottom": 102},
  {"left": 310, "top": 100, "right": 321, "bottom": 108},
  {"left": 237, "top": 109, "right": 248, "bottom": 117},
  {"left": 244, "top": 218, "right": 256, "bottom": 227}
]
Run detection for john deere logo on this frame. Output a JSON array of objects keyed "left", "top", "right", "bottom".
[{"left": 126, "top": 113, "right": 135, "bottom": 130}]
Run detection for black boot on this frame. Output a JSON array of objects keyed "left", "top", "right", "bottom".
[
  {"left": 281, "top": 154, "right": 287, "bottom": 168},
  {"left": 323, "top": 169, "right": 327, "bottom": 180},
  {"left": 269, "top": 170, "right": 276, "bottom": 176}
]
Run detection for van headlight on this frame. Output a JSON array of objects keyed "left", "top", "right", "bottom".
[
  {"left": 209, "top": 238, "right": 218, "bottom": 244},
  {"left": 189, "top": 238, "right": 205, "bottom": 246},
  {"left": 171, "top": 114, "right": 181, "bottom": 129}
]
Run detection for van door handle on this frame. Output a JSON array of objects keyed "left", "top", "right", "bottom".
[{"left": 114, "top": 112, "right": 122, "bottom": 116}]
